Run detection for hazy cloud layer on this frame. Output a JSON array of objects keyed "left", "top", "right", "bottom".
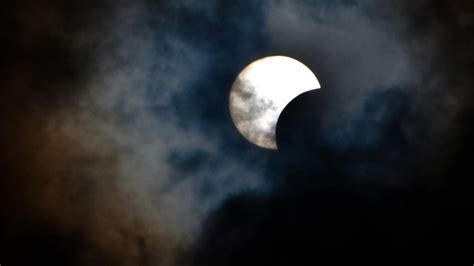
[{"left": 1, "top": 0, "right": 473, "bottom": 265}]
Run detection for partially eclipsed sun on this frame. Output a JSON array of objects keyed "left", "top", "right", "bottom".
[{"left": 229, "top": 56, "right": 321, "bottom": 149}]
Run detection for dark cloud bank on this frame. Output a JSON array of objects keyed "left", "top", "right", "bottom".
[{"left": 1, "top": 0, "right": 473, "bottom": 265}]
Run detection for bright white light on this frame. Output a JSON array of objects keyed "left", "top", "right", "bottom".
[{"left": 229, "top": 56, "right": 320, "bottom": 149}]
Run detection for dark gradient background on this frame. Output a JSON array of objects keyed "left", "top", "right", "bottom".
[{"left": 1, "top": 0, "right": 473, "bottom": 265}]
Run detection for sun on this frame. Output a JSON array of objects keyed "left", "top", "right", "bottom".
[{"left": 229, "top": 56, "right": 321, "bottom": 149}]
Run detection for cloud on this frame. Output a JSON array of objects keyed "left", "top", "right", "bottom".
[
  {"left": 47, "top": 2, "right": 272, "bottom": 265},
  {"left": 2, "top": 0, "right": 473, "bottom": 265},
  {"left": 264, "top": 1, "right": 421, "bottom": 117},
  {"left": 263, "top": 0, "right": 472, "bottom": 184},
  {"left": 192, "top": 1, "right": 474, "bottom": 264},
  {"left": 2, "top": 1, "right": 271, "bottom": 265}
]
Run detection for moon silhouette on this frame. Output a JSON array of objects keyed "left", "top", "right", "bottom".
[{"left": 229, "top": 56, "right": 321, "bottom": 149}]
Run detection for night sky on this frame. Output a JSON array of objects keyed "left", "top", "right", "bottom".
[{"left": 1, "top": 0, "right": 473, "bottom": 265}]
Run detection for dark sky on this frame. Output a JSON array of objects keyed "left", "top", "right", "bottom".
[{"left": 1, "top": 0, "right": 473, "bottom": 265}]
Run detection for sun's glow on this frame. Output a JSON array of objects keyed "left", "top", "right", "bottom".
[{"left": 229, "top": 56, "right": 320, "bottom": 149}]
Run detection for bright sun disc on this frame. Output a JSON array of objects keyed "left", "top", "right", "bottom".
[{"left": 229, "top": 56, "right": 321, "bottom": 149}]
